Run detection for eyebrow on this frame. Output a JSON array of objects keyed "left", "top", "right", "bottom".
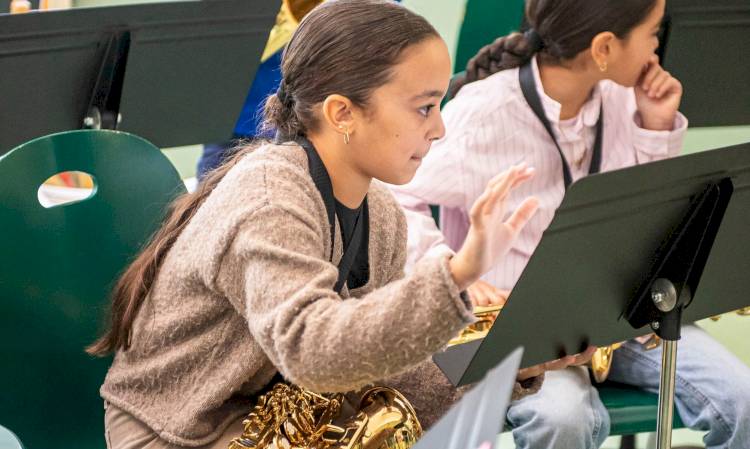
[{"left": 411, "top": 90, "right": 445, "bottom": 101}]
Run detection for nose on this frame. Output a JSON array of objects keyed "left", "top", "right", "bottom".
[{"left": 427, "top": 111, "right": 446, "bottom": 142}]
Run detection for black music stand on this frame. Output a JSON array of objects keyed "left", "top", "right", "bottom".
[
  {"left": 435, "top": 141, "right": 750, "bottom": 448},
  {"left": 0, "top": 0, "right": 277, "bottom": 154}
]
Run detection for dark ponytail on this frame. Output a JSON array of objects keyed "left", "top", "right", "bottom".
[
  {"left": 89, "top": 0, "right": 439, "bottom": 356},
  {"left": 450, "top": 0, "right": 658, "bottom": 97},
  {"left": 86, "top": 141, "right": 256, "bottom": 356}
]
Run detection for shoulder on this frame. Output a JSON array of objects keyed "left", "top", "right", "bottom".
[
  {"left": 172, "top": 142, "right": 329, "bottom": 280},
  {"left": 205, "top": 142, "right": 323, "bottom": 221},
  {"left": 443, "top": 68, "right": 525, "bottom": 131}
]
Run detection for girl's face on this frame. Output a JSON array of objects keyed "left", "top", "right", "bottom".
[
  {"left": 607, "top": 0, "right": 665, "bottom": 87},
  {"left": 348, "top": 37, "right": 452, "bottom": 185}
]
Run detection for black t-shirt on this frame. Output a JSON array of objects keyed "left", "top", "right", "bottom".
[{"left": 334, "top": 199, "right": 370, "bottom": 290}]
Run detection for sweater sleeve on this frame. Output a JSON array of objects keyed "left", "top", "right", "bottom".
[{"left": 213, "top": 201, "right": 475, "bottom": 394}]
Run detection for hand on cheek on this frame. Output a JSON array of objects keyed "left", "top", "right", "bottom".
[{"left": 634, "top": 55, "right": 683, "bottom": 131}]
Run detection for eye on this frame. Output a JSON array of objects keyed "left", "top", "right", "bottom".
[{"left": 419, "top": 104, "right": 436, "bottom": 117}]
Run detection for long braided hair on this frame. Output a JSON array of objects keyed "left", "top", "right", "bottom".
[{"left": 449, "top": 0, "right": 657, "bottom": 98}]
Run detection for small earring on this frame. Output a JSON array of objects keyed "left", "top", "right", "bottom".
[
  {"left": 599, "top": 61, "right": 608, "bottom": 72},
  {"left": 339, "top": 125, "right": 350, "bottom": 145}
]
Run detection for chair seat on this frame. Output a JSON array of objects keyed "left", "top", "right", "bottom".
[{"left": 598, "top": 381, "right": 685, "bottom": 435}]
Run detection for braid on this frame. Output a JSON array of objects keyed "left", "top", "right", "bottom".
[{"left": 449, "top": 32, "right": 538, "bottom": 98}]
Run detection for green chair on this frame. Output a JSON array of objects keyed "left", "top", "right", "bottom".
[
  {"left": 0, "top": 425, "right": 25, "bottom": 449},
  {"left": 454, "top": 0, "right": 525, "bottom": 72},
  {"left": 599, "top": 381, "right": 685, "bottom": 441},
  {"left": 0, "top": 130, "right": 186, "bottom": 449}
]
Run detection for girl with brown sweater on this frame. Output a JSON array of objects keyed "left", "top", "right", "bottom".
[{"left": 88, "top": 1, "right": 591, "bottom": 448}]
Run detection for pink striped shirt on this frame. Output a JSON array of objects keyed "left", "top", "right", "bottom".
[{"left": 391, "top": 56, "right": 687, "bottom": 291}]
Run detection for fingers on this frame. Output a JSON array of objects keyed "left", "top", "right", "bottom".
[
  {"left": 504, "top": 196, "right": 540, "bottom": 234},
  {"left": 639, "top": 55, "right": 662, "bottom": 90},
  {"left": 646, "top": 70, "right": 669, "bottom": 97},
  {"left": 470, "top": 163, "right": 534, "bottom": 224},
  {"left": 486, "top": 163, "right": 532, "bottom": 190},
  {"left": 468, "top": 281, "right": 509, "bottom": 307},
  {"left": 655, "top": 76, "right": 682, "bottom": 99},
  {"left": 516, "top": 346, "right": 597, "bottom": 381},
  {"left": 570, "top": 345, "right": 598, "bottom": 366},
  {"left": 468, "top": 185, "right": 493, "bottom": 225},
  {"left": 467, "top": 281, "right": 491, "bottom": 307},
  {"left": 517, "top": 355, "right": 574, "bottom": 381},
  {"left": 638, "top": 57, "right": 681, "bottom": 100},
  {"left": 483, "top": 164, "right": 535, "bottom": 217},
  {"left": 517, "top": 365, "right": 545, "bottom": 381},
  {"left": 543, "top": 355, "right": 576, "bottom": 372}
]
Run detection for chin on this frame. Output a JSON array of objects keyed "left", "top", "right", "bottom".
[
  {"left": 610, "top": 74, "right": 638, "bottom": 88},
  {"left": 378, "top": 170, "right": 417, "bottom": 186}
]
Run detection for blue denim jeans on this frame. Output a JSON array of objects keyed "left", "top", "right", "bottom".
[{"left": 506, "top": 325, "right": 750, "bottom": 449}]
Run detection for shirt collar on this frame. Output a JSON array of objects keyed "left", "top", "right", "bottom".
[{"left": 530, "top": 55, "right": 602, "bottom": 130}]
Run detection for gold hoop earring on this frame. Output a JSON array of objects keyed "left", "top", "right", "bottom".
[
  {"left": 340, "top": 126, "right": 350, "bottom": 145},
  {"left": 599, "top": 62, "right": 608, "bottom": 72}
]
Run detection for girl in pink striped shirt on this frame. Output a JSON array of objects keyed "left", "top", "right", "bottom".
[{"left": 393, "top": 0, "right": 750, "bottom": 447}]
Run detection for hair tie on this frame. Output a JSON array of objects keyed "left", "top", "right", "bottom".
[
  {"left": 523, "top": 28, "right": 545, "bottom": 53},
  {"left": 276, "top": 82, "right": 294, "bottom": 108}
]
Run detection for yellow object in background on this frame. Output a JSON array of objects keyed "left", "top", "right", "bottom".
[
  {"left": 10, "top": 0, "right": 32, "bottom": 13},
  {"left": 45, "top": 172, "right": 95, "bottom": 189},
  {"left": 261, "top": 0, "right": 324, "bottom": 62}
]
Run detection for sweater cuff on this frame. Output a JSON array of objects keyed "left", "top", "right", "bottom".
[{"left": 434, "top": 253, "right": 476, "bottom": 325}]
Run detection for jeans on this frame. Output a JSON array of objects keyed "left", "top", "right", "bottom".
[{"left": 506, "top": 325, "right": 750, "bottom": 449}]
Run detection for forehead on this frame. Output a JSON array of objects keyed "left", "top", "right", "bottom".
[
  {"left": 376, "top": 37, "right": 452, "bottom": 98},
  {"left": 645, "top": 0, "right": 666, "bottom": 25}
]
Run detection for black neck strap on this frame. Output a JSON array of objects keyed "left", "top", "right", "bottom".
[
  {"left": 278, "top": 134, "right": 367, "bottom": 294},
  {"left": 519, "top": 61, "right": 603, "bottom": 189}
]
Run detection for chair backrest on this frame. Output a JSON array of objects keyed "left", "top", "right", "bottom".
[
  {"left": 0, "top": 425, "right": 24, "bottom": 449},
  {"left": 0, "top": 130, "right": 186, "bottom": 449},
  {"left": 454, "top": 0, "right": 525, "bottom": 72}
]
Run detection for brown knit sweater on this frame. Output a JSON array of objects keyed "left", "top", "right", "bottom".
[{"left": 100, "top": 142, "right": 538, "bottom": 446}]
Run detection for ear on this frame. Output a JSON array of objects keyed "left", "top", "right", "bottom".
[
  {"left": 321, "top": 94, "right": 356, "bottom": 135},
  {"left": 589, "top": 31, "right": 617, "bottom": 70}
]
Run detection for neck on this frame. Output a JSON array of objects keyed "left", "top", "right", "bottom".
[
  {"left": 307, "top": 133, "right": 370, "bottom": 209},
  {"left": 537, "top": 60, "right": 600, "bottom": 120}
]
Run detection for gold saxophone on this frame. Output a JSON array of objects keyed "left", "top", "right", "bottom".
[
  {"left": 450, "top": 303, "right": 750, "bottom": 383},
  {"left": 229, "top": 383, "right": 422, "bottom": 449},
  {"left": 447, "top": 305, "right": 658, "bottom": 384},
  {"left": 711, "top": 306, "right": 750, "bottom": 321}
]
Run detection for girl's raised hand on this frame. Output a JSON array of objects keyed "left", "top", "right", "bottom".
[{"left": 449, "top": 164, "right": 539, "bottom": 290}]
